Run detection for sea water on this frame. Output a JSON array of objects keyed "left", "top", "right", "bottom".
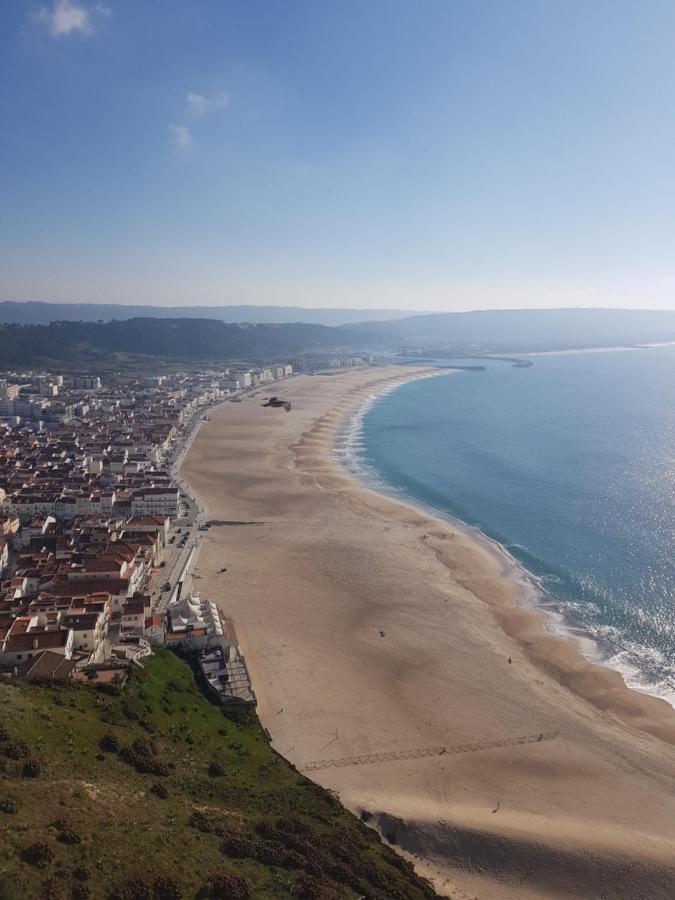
[{"left": 335, "top": 345, "right": 675, "bottom": 704}]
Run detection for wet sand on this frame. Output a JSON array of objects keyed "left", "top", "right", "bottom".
[{"left": 181, "top": 366, "right": 675, "bottom": 899}]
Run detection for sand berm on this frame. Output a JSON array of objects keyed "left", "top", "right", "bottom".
[{"left": 181, "top": 366, "right": 675, "bottom": 900}]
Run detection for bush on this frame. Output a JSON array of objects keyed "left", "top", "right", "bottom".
[
  {"left": 5, "top": 739, "right": 30, "bottom": 759},
  {"left": 150, "top": 782, "right": 168, "bottom": 799},
  {"left": 253, "top": 840, "right": 301, "bottom": 869},
  {"left": 119, "top": 746, "right": 168, "bottom": 777},
  {"left": 22, "top": 758, "right": 42, "bottom": 778},
  {"left": 58, "top": 828, "right": 82, "bottom": 845},
  {"left": 208, "top": 760, "right": 225, "bottom": 777},
  {"left": 197, "top": 874, "right": 250, "bottom": 899},
  {"left": 220, "top": 835, "right": 255, "bottom": 859},
  {"left": 131, "top": 737, "right": 157, "bottom": 758},
  {"left": 254, "top": 820, "right": 277, "bottom": 840},
  {"left": 41, "top": 877, "right": 63, "bottom": 899},
  {"left": 276, "top": 816, "right": 311, "bottom": 836},
  {"left": 72, "top": 884, "right": 91, "bottom": 900},
  {"left": 99, "top": 733, "right": 120, "bottom": 753},
  {"left": 109, "top": 876, "right": 153, "bottom": 900},
  {"left": 328, "top": 861, "right": 352, "bottom": 887},
  {"left": 0, "top": 723, "right": 9, "bottom": 741},
  {"left": 72, "top": 865, "right": 91, "bottom": 882},
  {"left": 187, "top": 810, "right": 212, "bottom": 833},
  {"left": 293, "top": 875, "right": 339, "bottom": 900},
  {"left": 152, "top": 875, "right": 181, "bottom": 900},
  {"left": 23, "top": 841, "right": 54, "bottom": 867},
  {"left": 0, "top": 797, "right": 18, "bottom": 814}
]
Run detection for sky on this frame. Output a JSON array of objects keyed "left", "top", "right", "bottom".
[{"left": 2, "top": 0, "right": 675, "bottom": 312}]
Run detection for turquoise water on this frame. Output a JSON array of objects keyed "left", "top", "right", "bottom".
[{"left": 339, "top": 346, "right": 675, "bottom": 702}]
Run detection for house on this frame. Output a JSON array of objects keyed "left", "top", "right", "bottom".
[
  {"left": 59, "top": 610, "right": 106, "bottom": 654},
  {"left": 165, "top": 591, "right": 224, "bottom": 651},
  {"left": 124, "top": 515, "right": 170, "bottom": 545},
  {"left": 19, "top": 649, "right": 77, "bottom": 681},
  {"left": 0, "top": 627, "right": 74, "bottom": 665},
  {"left": 144, "top": 614, "right": 166, "bottom": 645},
  {"left": 44, "top": 577, "right": 131, "bottom": 611},
  {"left": 120, "top": 597, "right": 146, "bottom": 637}
]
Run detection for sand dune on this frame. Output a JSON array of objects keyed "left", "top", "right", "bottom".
[{"left": 181, "top": 367, "right": 675, "bottom": 898}]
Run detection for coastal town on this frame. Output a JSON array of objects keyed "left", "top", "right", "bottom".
[{"left": 0, "top": 360, "right": 318, "bottom": 706}]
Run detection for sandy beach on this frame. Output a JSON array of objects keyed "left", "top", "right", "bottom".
[{"left": 181, "top": 366, "right": 675, "bottom": 899}]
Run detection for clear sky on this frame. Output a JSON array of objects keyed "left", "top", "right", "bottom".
[{"left": 2, "top": 0, "right": 675, "bottom": 311}]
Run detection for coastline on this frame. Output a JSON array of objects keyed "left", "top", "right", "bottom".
[
  {"left": 299, "top": 370, "right": 675, "bottom": 746},
  {"left": 322, "top": 372, "right": 675, "bottom": 744},
  {"left": 181, "top": 365, "right": 675, "bottom": 899},
  {"left": 335, "top": 374, "right": 675, "bottom": 707}
]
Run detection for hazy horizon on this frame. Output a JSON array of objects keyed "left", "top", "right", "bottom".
[
  {"left": 4, "top": 1, "right": 675, "bottom": 312},
  {"left": 3, "top": 298, "right": 675, "bottom": 316}
]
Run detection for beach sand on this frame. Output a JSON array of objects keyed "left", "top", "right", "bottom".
[{"left": 181, "top": 366, "right": 675, "bottom": 899}]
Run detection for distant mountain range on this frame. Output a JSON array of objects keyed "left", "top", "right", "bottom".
[
  {"left": 0, "top": 300, "right": 420, "bottom": 328},
  {"left": 1, "top": 306, "right": 673, "bottom": 369},
  {"left": 345, "top": 307, "right": 675, "bottom": 352}
]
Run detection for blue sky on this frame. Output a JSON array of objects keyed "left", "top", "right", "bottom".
[{"left": 2, "top": 0, "right": 675, "bottom": 311}]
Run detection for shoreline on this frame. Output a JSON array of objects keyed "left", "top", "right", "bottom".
[
  {"left": 334, "top": 373, "right": 675, "bottom": 708},
  {"left": 180, "top": 365, "right": 675, "bottom": 898},
  {"left": 523, "top": 339, "right": 675, "bottom": 356},
  {"left": 317, "top": 371, "right": 675, "bottom": 745}
]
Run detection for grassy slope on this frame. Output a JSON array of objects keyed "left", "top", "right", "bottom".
[{"left": 0, "top": 650, "right": 439, "bottom": 900}]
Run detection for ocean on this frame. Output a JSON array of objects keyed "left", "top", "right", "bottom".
[{"left": 335, "top": 345, "right": 675, "bottom": 704}]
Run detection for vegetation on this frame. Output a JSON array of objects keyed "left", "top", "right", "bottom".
[
  {"left": 0, "top": 318, "right": 380, "bottom": 368},
  {"left": 0, "top": 649, "right": 439, "bottom": 899}
]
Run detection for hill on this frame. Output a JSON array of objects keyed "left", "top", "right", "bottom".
[
  {"left": 0, "top": 649, "right": 439, "bottom": 899},
  {"left": 346, "top": 307, "right": 675, "bottom": 352},
  {"left": 0, "top": 319, "right": 385, "bottom": 368},
  {"left": 0, "top": 302, "right": 421, "bottom": 329}
]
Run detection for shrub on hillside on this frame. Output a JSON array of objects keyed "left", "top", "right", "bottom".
[
  {"left": 187, "top": 810, "right": 212, "bottom": 833},
  {"left": 99, "top": 732, "right": 120, "bottom": 753},
  {"left": 22, "top": 758, "right": 42, "bottom": 778},
  {"left": 5, "top": 739, "right": 30, "bottom": 759},
  {"left": 22, "top": 841, "right": 54, "bottom": 867},
  {"left": 72, "top": 865, "right": 91, "bottom": 882},
  {"left": 131, "top": 737, "right": 157, "bottom": 758},
  {"left": 0, "top": 723, "right": 9, "bottom": 741},
  {"left": 58, "top": 827, "right": 82, "bottom": 845},
  {"left": 119, "top": 745, "right": 168, "bottom": 777},
  {"left": 253, "top": 839, "right": 303, "bottom": 870},
  {"left": 149, "top": 782, "right": 168, "bottom": 799},
  {"left": 220, "top": 835, "right": 255, "bottom": 859},
  {"left": 41, "top": 876, "right": 63, "bottom": 899},
  {"left": 293, "top": 875, "right": 341, "bottom": 900},
  {"left": 253, "top": 820, "right": 277, "bottom": 840},
  {"left": 152, "top": 875, "right": 181, "bottom": 900},
  {"left": 275, "top": 815, "right": 311, "bottom": 836},
  {"left": 0, "top": 797, "right": 18, "bottom": 814},
  {"left": 197, "top": 874, "right": 250, "bottom": 899},
  {"left": 109, "top": 875, "right": 154, "bottom": 900}
]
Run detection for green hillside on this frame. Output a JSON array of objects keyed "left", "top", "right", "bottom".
[
  {"left": 0, "top": 319, "right": 383, "bottom": 368},
  {"left": 0, "top": 650, "right": 439, "bottom": 900}
]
